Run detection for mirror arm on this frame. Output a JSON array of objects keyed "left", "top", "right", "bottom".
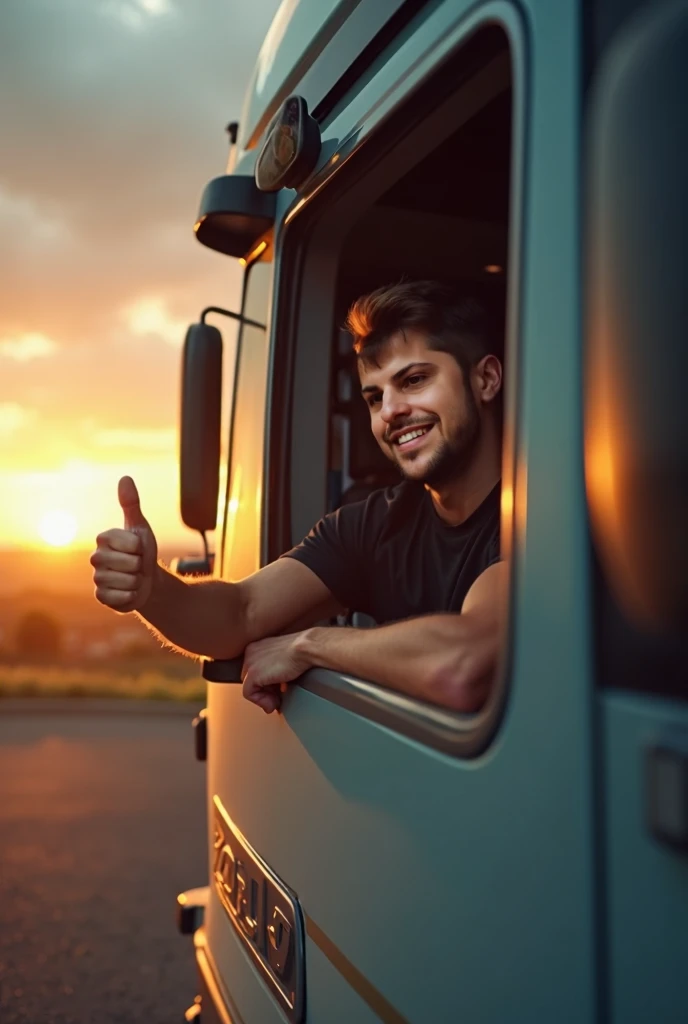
[{"left": 200, "top": 306, "right": 266, "bottom": 332}]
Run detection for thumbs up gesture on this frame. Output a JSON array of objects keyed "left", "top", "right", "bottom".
[{"left": 91, "top": 476, "right": 159, "bottom": 613}]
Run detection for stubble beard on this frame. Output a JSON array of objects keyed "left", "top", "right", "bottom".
[{"left": 394, "top": 391, "right": 481, "bottom": 489}]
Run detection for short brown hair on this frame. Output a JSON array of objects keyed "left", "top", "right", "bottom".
[{"left": 346, "top": 279, "right": 503, "bottom": 376}]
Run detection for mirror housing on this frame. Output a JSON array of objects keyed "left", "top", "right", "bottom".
[
  {"left": 180, "top": 322, "right": 223, "bottom": 533},
  {"left": 194, "top": 175, "right": 275, "bottom": 258},
  {"left": 585, "top": 2, "right": 688, "bottom": 632}
]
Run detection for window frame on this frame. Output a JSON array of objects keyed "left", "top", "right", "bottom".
[
  {"left": 219, "top": 259, "right": 272, "bottom": 581},
  {"left": 263, "top": 4, "right": 528, "bottom": 758}
]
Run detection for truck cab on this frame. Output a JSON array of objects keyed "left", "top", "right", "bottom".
[{"left": 177, "top": 1, "right": 688, "bottom": 1021}]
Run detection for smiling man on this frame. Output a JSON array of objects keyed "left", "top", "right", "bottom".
[{"left": 91, "top": 280, "right": 507, "bottom": 714}]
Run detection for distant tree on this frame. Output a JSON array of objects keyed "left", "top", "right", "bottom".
[{"left": 14, "top": 610, "right": 63, "bottom": 660}]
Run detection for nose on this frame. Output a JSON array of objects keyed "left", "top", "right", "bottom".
[{"left": 380, "top": 389, "right": 412, "bottom": 424}]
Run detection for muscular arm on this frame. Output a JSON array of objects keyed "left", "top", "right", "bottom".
[
  {"left": 242, "top": 562, "right": 507, "bottom": 713},
  {"left": 142, "top": 559, "right": 343, "bottom": 659}
]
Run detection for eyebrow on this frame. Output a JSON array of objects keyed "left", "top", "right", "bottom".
[{"left": 360, "top": 362, "right": 435, "bottom": 396}]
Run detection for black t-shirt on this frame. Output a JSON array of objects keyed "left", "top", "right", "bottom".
[{"left": 282, "top": 481, "right": 501, "bottom": 623}]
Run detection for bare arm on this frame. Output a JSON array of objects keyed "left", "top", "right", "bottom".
[
  {"left": 91, "top": 477, "right": 342, "bottom": 659},
  {"left": 141, "top": 559, "right": 342, "bottom": 659},
  {"left": 242, "top": 561, "right": 507, "bottom": 713}
]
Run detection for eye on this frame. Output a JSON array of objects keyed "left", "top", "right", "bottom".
[
  {"left": 404, "top": 373, "right": 426, "bottom": 388},
  {"left": 366, "top": 393, "right": 381, "bottom": 409}
]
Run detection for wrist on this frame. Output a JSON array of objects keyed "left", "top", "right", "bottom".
[
  {"left": 294, "top": 626, "right": 322, "bottom": 665},
  {"left": 139, "top": 561, "right": 168, "bottom": 613}
]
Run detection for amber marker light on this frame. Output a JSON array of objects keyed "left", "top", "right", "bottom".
[{"left": 239, "top": 239, "right": 268, "bottom": 268}]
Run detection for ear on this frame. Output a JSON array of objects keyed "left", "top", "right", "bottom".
[{"left": 473, "top": 354, "right": 502, "bottom": 405}]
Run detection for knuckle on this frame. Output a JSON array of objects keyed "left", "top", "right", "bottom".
[{"left": 123, "top": 532, "right": 141, "bottom": 554}]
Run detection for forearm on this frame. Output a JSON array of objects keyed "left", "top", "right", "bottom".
[
  {"left": 136, "top": 563, "right": 247, "bottom": 659},
  {"left": 297, "top": 612, "right": 499, "bottom": 712}
]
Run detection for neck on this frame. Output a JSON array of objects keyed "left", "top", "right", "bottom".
[{"left": 426, "top": 425, "right": 502, "bottom": 526}]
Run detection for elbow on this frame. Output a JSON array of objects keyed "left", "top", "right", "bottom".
[{"left": 425, "top": 650, "right": 497, "bottom": 714}]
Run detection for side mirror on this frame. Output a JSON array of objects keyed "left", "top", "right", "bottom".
[
  {"left": 194, "top": 174, "right": 275, "bottom": 258},
  {"left": 180, "top": 322, "right": 223, "bottom": 533},
  {"left": 585, "top": 2, "right": 688, "bottom": 633}
]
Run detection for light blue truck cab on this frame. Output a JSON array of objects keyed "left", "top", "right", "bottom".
[{"left": 175, "top": 1, "right": 688, "bottom": 1021}]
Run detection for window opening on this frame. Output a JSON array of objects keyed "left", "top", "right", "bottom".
[{"left": 327, "top": 85, "right": 511, "bottom": 522}]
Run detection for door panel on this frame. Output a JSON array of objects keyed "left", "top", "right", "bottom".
[
  {"left": 600, "top": 695, "right": 688, "bottom": 1024},
  {"left": 207, "top": 659, "right": 595, "bottom": 1024},
  {"left": 204, "top": 893, "right": 287, "bottom": 1024}
]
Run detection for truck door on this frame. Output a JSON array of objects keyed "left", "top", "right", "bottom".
[{"left": 207, "top": 7, "right": 598, "bottom": 1023}]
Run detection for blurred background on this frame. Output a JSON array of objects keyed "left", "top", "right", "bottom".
[
  {"left": 0, "top": 0, "right": 281, "bottom": 699},
  {"left": 0, "top": 3, "right": 281, "bottom": 1022}
]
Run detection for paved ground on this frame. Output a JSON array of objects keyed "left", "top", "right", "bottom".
[{"left": 0, "top": 704, "right": 207, "bottom": 1024}]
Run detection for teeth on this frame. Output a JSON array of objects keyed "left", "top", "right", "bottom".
[{"left": 397, "top": 427, "right": 429, "bottom": 445}]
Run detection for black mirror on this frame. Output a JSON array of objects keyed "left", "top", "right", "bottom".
[
  {"left": 180, "top": 322, "right": 223, "bottom": 533},
  {"left": 194, "top": 175, "right": 275, "bottom": 258},
  {"left": 585, "top": 2, "right": 688, "bottom": 633}
]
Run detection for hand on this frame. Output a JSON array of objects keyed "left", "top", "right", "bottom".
[
  {"left": 242, "top": 632, "right": 313, "bottom": 714},
  {"left": 91, "top": 476, "right": 159, "bottom": 613}
]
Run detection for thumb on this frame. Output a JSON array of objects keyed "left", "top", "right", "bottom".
[{"left": 118, "top": 476, "right": 149, "bottom": 531}]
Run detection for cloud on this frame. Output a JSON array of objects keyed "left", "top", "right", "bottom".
[
  {"left": 0, "top": 332, "right": 59, "bottom": 362},
  {"left": 0, "top": 403, "right": 37, "bottom": 438},
  {"left": 0, "top": 0, "right": 280, "bottom": 237},
  {"left": 0, "top": 0, "right": 273, "bottom": 343},
  {"left": 123, "top": 297, "right": 187, "bottom": 347},
  {"left": 94, "top": 427, "right": 176, "bottom": 451},
  {"left": 0, "top": 184, "right": 72, "bottom": 247}
]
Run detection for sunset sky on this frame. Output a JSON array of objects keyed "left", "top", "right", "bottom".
[{"left": 1, "top": 0, "right": 281, "bottom": 552}]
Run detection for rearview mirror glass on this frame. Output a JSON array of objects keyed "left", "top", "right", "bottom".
[{"left": 179, "top": 322, "right": 223, "bottom": 533}]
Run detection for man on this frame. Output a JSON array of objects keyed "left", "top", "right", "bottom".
[{"left": 91, "top": 280, "right": 506, "bottom": 714}]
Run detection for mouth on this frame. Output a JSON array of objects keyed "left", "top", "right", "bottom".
[{"left": 390, "top": 423, "right": 435, "bottom": 453}]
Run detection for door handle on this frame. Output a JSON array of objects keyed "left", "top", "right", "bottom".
[
  {"left": 201, "top": 657, "right": 244, "bottom": 683},
  {"left": 646, "top": 731, "right": 688, "bottom": 853}
]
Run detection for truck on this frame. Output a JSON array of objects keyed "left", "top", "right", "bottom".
[{"left": 174, "top": 1, "right": 688, "bottom": 1021}]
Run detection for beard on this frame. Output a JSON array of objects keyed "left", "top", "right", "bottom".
[{"left": 393, "top": 390, "right": 481, "bottom": 488}]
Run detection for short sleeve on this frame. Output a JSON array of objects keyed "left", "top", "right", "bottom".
[
  {"left": 486, "top": 526, "right": 501, "bottom": 568},
  {"left": 280, "top": 498, "right": 375, "bottom": 612}
]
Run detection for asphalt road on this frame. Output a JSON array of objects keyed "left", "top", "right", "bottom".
[{"left": 0, "top": 704, "right": 207, "bottom": 1024}]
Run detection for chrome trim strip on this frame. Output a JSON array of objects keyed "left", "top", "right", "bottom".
[
  {"left": 300, "top": 667, "right": 497, "bottom": 757},
  {"left": 306, "top": 914, "right": 409, "bottom": 1024},
  {"left": 212, "top": 796, "right": 306, "bottom": 1023},
  {"left": 194, "top": 926, "right": 245, "bottom": 1024}
]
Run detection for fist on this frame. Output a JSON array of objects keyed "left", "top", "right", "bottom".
[{"left": 90, "top": 476, "right": 158, "bottom": 613}]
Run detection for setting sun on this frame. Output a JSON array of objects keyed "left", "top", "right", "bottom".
[{"left": 38, "top": 509, "right": 78, "bottom": 548}]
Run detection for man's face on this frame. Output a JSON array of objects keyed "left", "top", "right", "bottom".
[{"left": 358, "top": 329, "right": 487, "bottom": 487}]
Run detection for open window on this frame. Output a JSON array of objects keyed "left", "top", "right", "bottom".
[{"left": 267, "top": 21, "right": 522, "bottom": 755}]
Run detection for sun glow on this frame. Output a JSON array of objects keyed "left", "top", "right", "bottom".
[{"left": 38, "top": 510, "right": 78, "bottom": 548}]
